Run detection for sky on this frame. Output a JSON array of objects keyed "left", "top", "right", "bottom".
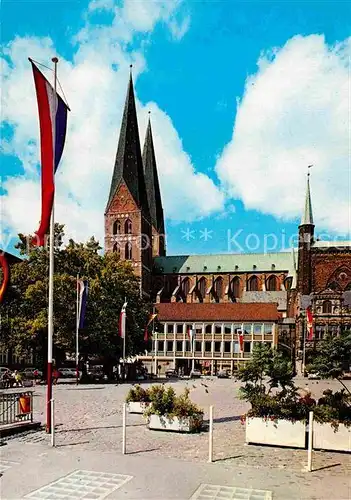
[{"left": 1, "top": 0, "right": 350, "bottom": 257}]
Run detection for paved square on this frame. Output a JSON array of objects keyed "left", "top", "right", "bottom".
[
  {"left": 24, "top": 470, "right": 133, "bottom": 499},
  {"left": 190, "top": 484, "right": 273, "bottom": 500},
  {"left": 0, "top": 459, "right": 20, "bottom": 474}
]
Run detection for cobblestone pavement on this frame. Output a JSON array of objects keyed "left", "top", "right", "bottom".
[{"left": 9, "top": 377, "right": 351, "bottom": 477}]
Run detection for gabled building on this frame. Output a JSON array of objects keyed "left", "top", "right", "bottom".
[{"left": 105, "top": 73, "right": 351, "bottom": 375}]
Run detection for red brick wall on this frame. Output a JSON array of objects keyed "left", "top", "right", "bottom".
[{"left": 311, "top": 250, "right": 351, "bottom": 292}]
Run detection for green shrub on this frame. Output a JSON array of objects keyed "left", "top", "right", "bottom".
[{"left": 126, "top": 385, "right": 150, "bottom": 403}]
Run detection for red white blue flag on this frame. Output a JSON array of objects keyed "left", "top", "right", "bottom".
[
  {"left": 78, "top": 279, "right": 88, "bottom": 329},
  {"left": 29, "top": 58, "right": 69, "bottom": 246}
]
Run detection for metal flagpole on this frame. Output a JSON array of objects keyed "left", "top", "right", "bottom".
[
  {"left": 76, "top": 273, "right": 79, "bottom": 385},
  {"left": 46, "top": 56, "right": 58, "bottom": 433},
  {"left": 302, "top": 317, "right": 306, "bottom": 377},
  {"left": 122, "top": 296, "right": 126, "bottom": 380}
]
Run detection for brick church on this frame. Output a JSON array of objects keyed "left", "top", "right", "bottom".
[{"left": 105, "top": 72, "right": 351, "bottom": 375}]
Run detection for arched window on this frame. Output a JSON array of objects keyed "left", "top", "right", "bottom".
[
  {"left": 285, "top": 277, "right": 293, "bottom": 290},
  {"left": 181, "top": 278, "right": 190, "bottom": 297},
  {"left": 266, "top": 275, "right": 277, "bottom": 291},
  {"left": 322, "top": 300, "right": 332, "bottom": 314},
  {"left": 198, "top": 277, "right": 206, "bottom": 300},
  {"left": 247, "top": 275, "right": 258, "bottom": 292},
  {"left": 214, "top": 277, "right": 223, "bottom": 301},
  {"left": 124, "top": 219, "right": 132, "bottom": 234},
  {"left": 231, "top": 277, "right": 241, "bottom": 298},
  {"left": 113, "top": 220, "right": 121, "bottom": 235},
  {"left": 125, "top": 242, "right": 132, "bottom": 260},
  {"left": 113, "top": 242, "right": 121, "bottom": 256}
]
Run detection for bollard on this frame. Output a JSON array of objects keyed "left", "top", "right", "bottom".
[
  {"left": 208, "top": 405, "right": 213, "bottom": 463},
  {"left": 51, "top": 399, "right": 55, "bottom": 447},
  {"left": 307, "top": 410, "right": 313, "bottom": 472},
  {"left": 122, "top": 402, "right": 126, "bottom": 455}
]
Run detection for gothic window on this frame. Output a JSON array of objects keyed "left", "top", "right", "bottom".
[
  {"left": 181, "top": 278, "right": 190, "bottom": 297},
  {"left": 230, "top": 277, "right": 241, "bottom": 299},
  {"left": 125, "top": 242, "right": 132, "bottom": 260},
  {"left": 214, "top": 277, "right": 223, "bottom": 301},
  {"left": 285, "top": 277, "right": 293, "bottom": 290},
  {"left": 113, "top": 220, "right": 121, "bottom": 235},
  {"left": 124, "top": 219, "right": 132, "bottom": 234},
  {"left": 198, "top": 277, "right": 206, "bottom": 300},
  {"left": 247, "top": 275, "right": 258, "bottom": 292},
  {"left": 113, "top": 242, "right": 121, "bottom": 256},
  {"left": 328, "top": 281, "right": 341, "bottom": 291},
  {"left": 266, "top": 275, "right": 278, "bottom": 291},
  {"left": 322, "top": 300, "right": 332, "bottom": 314}
]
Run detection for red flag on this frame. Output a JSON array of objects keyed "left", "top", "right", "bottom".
[
  {"left": 0, "top": 253, "right": 10, "bottom": 304},
  {"left": 144, "top": 313, "right": 157, "bottom": 341},
  {"left": 237, "top": 330, "right": 244, "bottom": 352},
  {"left": 306, "top": 306, "right": 314, "bottom": 341}
]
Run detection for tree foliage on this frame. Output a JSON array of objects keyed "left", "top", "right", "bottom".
[
  {"left": 0, "top": 225, "right": 152, "bottom": 369},
  {"left": 306, "top": 332, "right": 351, "bottom": 380}
]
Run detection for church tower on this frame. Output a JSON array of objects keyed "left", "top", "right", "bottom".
[
  {"left": 104, "top": 69, "right": 152, "bottom": 296},
  {"left": 142, "top": 115, "right": 166, "bottom": 257},
  {"left": 297, "top": 172, "right": 315, "bottom": 295}
]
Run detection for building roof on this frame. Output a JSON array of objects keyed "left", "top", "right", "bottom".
[
  {"left": 105, "top": 72, "right": 149, "bottom": 216},
  {"left": 313, "top": 240, "right": 351, "bottom": 249},
  {"left": 142, "top": 117, "right": 164, "bottom": 233},
  {"left": 155, "top": 302, "right": 281, "bottom": 322},
  {"left": 154, "top": 251, "right": 295, "bottom": 275},
  {"left": 301, "top": 174, "right": 314, "bottom": 226}
]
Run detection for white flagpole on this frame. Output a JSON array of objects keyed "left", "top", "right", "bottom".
[
  {"left": 76, "top": 274, "right": 79, "bottom": 385},
  {"left": 122, "top": 296, "right": 126, "bottom": 380},
  {"left": 46, "top": 56, "right": 58, "bottom": 433},
  {"left": 302, "top": 317, "right": 306, "bottom": 377}
]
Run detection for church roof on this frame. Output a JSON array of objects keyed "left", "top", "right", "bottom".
[
  {"left": 301, "top": 174, "right": 314, "bottom": 226},
  {"left": 155, "top": 302, "right": 281, "bottom": 322},
  {"left": 154, "top": 251, "right": 295, "bottom": 275},
  {"left": 313, "top": 240, "right": 351, "bottom": 248},
  {"left": 106, "top": 72, "right": 149, "bottom": 216},
  {"left": 142, "top": 117, "right": 164, "bottom": 232}
]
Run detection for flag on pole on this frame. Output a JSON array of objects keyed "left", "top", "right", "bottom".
[
  {"left": 119, "top": 301, "right": 127, "bottom": 338},
  {"left": 237, "top": 330, "right": 244, "bottom": 352},
  {"left": 29, "top": 58, "right": 70, "bottom": 246},
  {"left": 187, "top": 327, "right": 194, "bottom": 351},
  {"left": 144, "top": 313, "right": 157, "bottom": 341},
  {"left": 0, "top": 253, "right": 10, "bottom": 304},
  {"left": 77, "top": 279, "right": 88, "bottom": 329},
  {"left": 306, "top": 306, "right": 314, "bottom": 341}
]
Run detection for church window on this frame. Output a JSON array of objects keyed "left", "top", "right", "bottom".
[
  {"left": 125, "top": 242, "right": 132, "bottom": 260},
  {"left": 198, "top": 277, "right": 206, "bottom": 300},
  {"left": 181, "top": 278, "right": 190, "bottom": 297},
  {"left": 113, "top": 220, "right": 121, "bottom": 235},
  {"left": 322, "top": 300, "right": 332, "bottom": 314},
  {"left": 247, "top": 275, "right": 258, "bottom": 291},
  {"left": 125, "top": 219, "right": 132, "bottom": 234},
  {"left": 230, "top": 277, "right": 241, "bottom": 299},
  {"left": 285, "top": 277, "right": 293, "bottom": 290},
  {"left": 113, "top": 242, "right": 120, "bottom": 256},
  {"left": 214, "top": 277, "right": 223, "bottom": 301},
  {"left": 266, "top": 275, "right": 278, "bottom": 291}
]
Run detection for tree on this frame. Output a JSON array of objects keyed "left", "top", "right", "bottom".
[{"left": 0, "top": 225, "right": 152, "bottom": 373}]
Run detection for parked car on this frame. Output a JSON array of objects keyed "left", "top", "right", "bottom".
[
  {"left": 308, "top": 372, "right": 321, "bottom": 380},
  {"left": 190, "top": 369, "right": 202, "bottom": 379},
  {"left": 165, "top": 369, "right": 178, "bottom": 378},
  {"left": 22, "top": 368, "right": 43, "bottom": 379},
  {"left": 87, "top": 366, "right": 105, "bottom": 382},
  {"left": 217, "top": 369, "right": 229, "bottom": 378},
  {"left": 60, "top": 368, "right": 82, "bottom": 379}
]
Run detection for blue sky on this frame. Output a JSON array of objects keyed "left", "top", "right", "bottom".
[{"left": 1, "top": 0, "right": 350, "bottom": 256}]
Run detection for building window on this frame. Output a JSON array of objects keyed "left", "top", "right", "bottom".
[
  {"left": 247, "top": 276, "right": 258, "bottom": 291},
  {"left": 253, "top": 324, "right": 262, "bottom": 335},
  {"left": 124, "top": 219, "right": 132, "bottom": 234},
  {"left": 214, "top": 342, "right": 221, "bottom": 352},
  {"left": 205, "top": 324, "right": 212, "bottom": 334},
  {"left": 182, "top": 278, "right": 190, "bottom": 297},
  {"left": 224, "top": 324, "right": 231, "bottom": 334},
  {"left": 166, "top": 341, "right": 174, "bottom": 352},
  {"left": 214, "top": 277, "right": 223, "bottom": 301},
  {"left": 125, "top": 242, "right": 132, "bottom": 260},
  {"left": 176, "top": 341, "right": 183, "bottom": 352},
  {"left": 113, "top": 242, "right": 120, "bottom": 256},
  {"left": 157, "top": 340, "right": 164, "bottom": 353},
  {"left": 224, "top": 341, "right": 231, "bottom": 353},
  {"left": 176, "top": 324, "right": 183, "bottom": 334},
  {"left": 230, "top": 277, "right": 241, "bottom": 299},
  {"left": 198, "top": 277, "right": 206, "bottom": 301},
  {"left": 205, "top": 341, "right": 212, "bottom": 352},
  {"left": 113, "top": 220, "right": 121, "bottom": 235},
  {"left": 166, "top": 324, "right": 174, "bottom": 334},
  {"left": 266, "top": 275, "right": 278, "bottom": 291},
  {"left": 264, "top": 323, "right": 273, "bottom": 334},
  {"left": 285, "top": 277, "right": 293, "bottom": 290},
  {"left": 244, "top": 342, "right": 251, "bottom": 353},
  {"left": 242, "top": 324, "right": 251, "bottom": 335},
  {"left": 195, "top": 341, "right": 202, "bottom": 352},
  {"left": 322, "top": 300, "right": 332, "bottom": 314}
]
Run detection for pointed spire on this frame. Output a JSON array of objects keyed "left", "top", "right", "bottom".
[
  {"left": 301, "top": 170, "right": 314, "bottom": 226},
  {"left": 106, "top": 68, "right": 149, "bottom": 216},
  {"left": 142, "top": 113, "right": 165, "bottom": 233}
]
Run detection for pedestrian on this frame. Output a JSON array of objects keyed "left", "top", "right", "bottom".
[
  {"left": 13, "top": 370, "right": 23, "bottom": 387},
  {"left": 53, "top": 368, "right": 60, "bottom": 385}
]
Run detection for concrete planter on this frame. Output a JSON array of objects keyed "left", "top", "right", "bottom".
[
  {"left": 313, "top": 422, "right": 351, "bottom": 452},
  {"left": 148, "top": 414, "right": 203, "bottom": 433},
  {"left": 126, "top": 402, "right": 150, "bottom": 414},
  {"left": 246, "top": 417, "right": 306, "bottom": 448}
]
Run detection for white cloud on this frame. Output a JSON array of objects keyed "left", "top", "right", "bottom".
[
  {"left": 216, "top": 35, "right": 351, "bottom": 235},
  {"left": 1, "top": 0, "right": 223, "bottom": 249}
]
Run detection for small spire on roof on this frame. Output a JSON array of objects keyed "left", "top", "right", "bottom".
[{"left": 301, "top": 166, "right": 314, "bottom": 226}]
